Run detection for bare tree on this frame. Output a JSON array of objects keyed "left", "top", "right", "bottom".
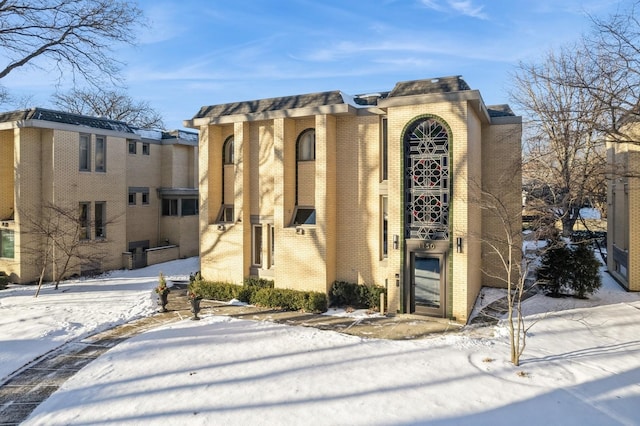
[
  {"left": 0, "top": 0, "right": 143, "bottom": 87},
  {"left": 477, "top": 188, "right": 535, "bottom": 366},
  {"left": 52, "top": 88, "right": 165, "bottom": 128},
  {"left": 511, "top": 45, "right": 607, "bottom": 236},
  {"left": 19, "top": 202, "right": 117, "bottom": 296},
  {"left": 577, "top": 1, "right": 640, "bottom": 144}
]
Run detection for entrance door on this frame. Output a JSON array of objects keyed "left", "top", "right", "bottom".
[{"left": 411, "top": 253, "right": 445, "bottom": 316}]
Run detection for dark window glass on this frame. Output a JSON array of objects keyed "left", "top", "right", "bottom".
[
  {"left": 293, "top": 208, "right": 316, "bottom": 225},
  {"left": 79, "top": 134, "right": 90, "bottom": 171},
  {"left": 79, "top": 203, "right": 90, "bottom": 240},
  {"left": 95, "top": 136, "right": 106, "bottom": 172},
  {"left": 162, "top": 199, "right": 178, "bottom": 216},
  {"left": 181, "top": 199, "right": 198, "bottom": 216},
  {"left": 95, "top": 202, "right": 105, "bottom": 238}
]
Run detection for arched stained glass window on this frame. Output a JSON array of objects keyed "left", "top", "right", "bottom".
[{"left": 404, "top": 117, "right": 450, "bottom": 240}]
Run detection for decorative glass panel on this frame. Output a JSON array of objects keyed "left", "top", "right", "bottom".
[{"left": 405, "top": 118, "right": 450, "bottom": 240}]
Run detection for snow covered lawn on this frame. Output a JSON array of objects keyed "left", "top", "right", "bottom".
[
  {"left": 0, "top": 257, "right": 199, "bottom": 381},
  {"left": 1, "top": 258, "right": 639, "bottom": 425}
]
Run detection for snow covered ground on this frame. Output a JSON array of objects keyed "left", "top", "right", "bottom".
[{"left": 1, "top": 257, "right": 639, "bottom": 425}]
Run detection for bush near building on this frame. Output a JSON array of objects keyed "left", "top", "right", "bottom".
[
  {"left": 537, "top": 240, "right": 602, "bottom": 298},
  {"left": 191, "top": 277, "right": 327, "bottom": 313}
]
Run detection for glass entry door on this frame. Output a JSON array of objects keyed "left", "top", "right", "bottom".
[{"left": 411, "top": 253, "right": 445, "bottom": 316}]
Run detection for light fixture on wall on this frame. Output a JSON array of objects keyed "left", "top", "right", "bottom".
[
  {"left": 456, "top": 237, "right": 463, "bottom": 253},
  {"left": 393, "top": 235, "right": 399, "bottom": 250},
  {"left": 296, "top": 227, "right": 305, "bottom": 235},
  {"left": 217, "top": 224, "right": 226, "bottom": 231}
]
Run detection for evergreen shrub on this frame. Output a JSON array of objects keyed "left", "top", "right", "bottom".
[
  {"left": 192, "top": 278, "right": 327, "bottom": 312},
  {"left": 537, "top": 240, "right": 602, "bottom": 298},
  {"left": 0, "top": 272, "right": 8, "bottom": 289},
  {"left": 329, "top": 281, "right": 386, "bottom": 310}
]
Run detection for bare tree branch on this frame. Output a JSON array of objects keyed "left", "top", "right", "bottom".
[
  {"left": 52, "top": 87, "right": 165, "bottom": 128},
  {"left": 0, "top": 0, "right": 143, "bottom": 87}
]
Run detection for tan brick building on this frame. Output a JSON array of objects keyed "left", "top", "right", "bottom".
[
  {"left": 607, "top": 125, "right": 640, "bottom": 291},
  {"left": 186, "top": 76, "right": 522, "bottom": 322},
  {"left": 0, "top": 108, "right": 198, "bottom": 284}
]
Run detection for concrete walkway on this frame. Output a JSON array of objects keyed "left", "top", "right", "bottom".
[{"left": 0, "top": 284, "right": 466, "bottom": 425}]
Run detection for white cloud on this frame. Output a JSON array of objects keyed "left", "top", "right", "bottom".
[
  {"left": 420, "top": 0, "right": 489, "bottom": 19},
  {"left": 449, "top": 0, "right": 488, "bottom": 19}
]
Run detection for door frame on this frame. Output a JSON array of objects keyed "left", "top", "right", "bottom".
[{"left": 404, "top": 240, "right": 448, "bottom": 317}]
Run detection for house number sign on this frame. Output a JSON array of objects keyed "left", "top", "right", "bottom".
[{"left": 419, "top": 242, "right": 437, "bottom": 250}]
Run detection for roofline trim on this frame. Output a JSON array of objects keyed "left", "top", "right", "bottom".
[
  {"left": 3, "top": 119, "right": 141, "bottom": 138},
  {"left": 185, "top": 103, "right": 357, "bottom": 127}
]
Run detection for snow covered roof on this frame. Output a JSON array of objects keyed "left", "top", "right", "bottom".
[
  {"left": 0, "top": 107, "right": 135, "bottom": 133},
  {"left": 190, "top": 76, "right": 502, "bottom": 122}
]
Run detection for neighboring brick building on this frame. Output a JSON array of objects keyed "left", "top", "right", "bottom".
[
  {"left": 186, "top": 76, "right": 522, "bottom": 322},
  {"left": 0, "top": 108, "right": 198, "bottom": 284},
  {"left": 607, "top": 125, "right": 640, "bottom": 291}
]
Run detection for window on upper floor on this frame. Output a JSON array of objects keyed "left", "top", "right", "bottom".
[
  {"left": 128, "top": 192, "right": 136, "bottom": 205},
  {"left": 381, "top": 117, "right": 388, "bottom": 181},
  {"left": 162, "top": 199, "right": 179, "bottom": 216},
  {"left": 128, "top": 140, "right": 137, "bottom": 154},
  {"left": 181, "top": 198, "right": 198, "bottom": 216},
  {"left": 95, "top": 136, "right": 106, "bottom": 172},
  {"left": 142, "top": 143, "right": 150, "bottom": 155},
  {"left": 223, "top": 136, "right": 234, "bottom": 164},
  {"left": 142, "top": 192, "right": 149, "bottom": 205},
  {"left": 297, "top": 129, "right": 315, "bottom": 161},
  {"left": 79, "top": 134, "right": 91, "bottom": 171}
]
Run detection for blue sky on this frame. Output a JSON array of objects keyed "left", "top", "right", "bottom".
[{"left": 3, "top": 0, "right": 627, "bottom": 129}]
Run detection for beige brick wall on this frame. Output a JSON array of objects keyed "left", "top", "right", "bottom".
[
  {"left": 481, "top": 121, "right": 523, "bottom": 293},
  {"left": 10, "top": 128, "right": 129, "bottom": 283},
  {"left": 608, "top": 129, "right": 640, "bottom": 291},
  {"left": 126, "top": 140, "right": 162, "bottom": 246},
  {"left": 0, "top": 130, "right": 14, "bottom": 220},
  {"left": 196, "top": 91, "right": 521, "bottom": 321}
]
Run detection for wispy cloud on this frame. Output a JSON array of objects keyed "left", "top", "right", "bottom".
[{"left": 420, "top": 0, "right": 489, "bottom": 19}]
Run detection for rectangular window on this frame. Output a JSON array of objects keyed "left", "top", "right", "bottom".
[
  {"left": 128, "top": 140, "right": 137, "bottom": 154},
  {"left": 217, "top": 205, "right": 234, "bottom": 223},
  {"left": 79, "top": 202, "right": 90, "bottom": 240},
  {"left": 162, "top": 199, "right": 179, "bottom": 216},
  {"left": 142, "top": 143, "right": 150, "bottom": 155},
  {"left": 95, "top": 202, "right": 106, "bottom": 238},
  {"left": 181, "top": 199, "right": 198, "bottom": 216},
  {"left": 79, "top": 134, "right": 91, "bottom": 171},
  {"left": 252, "top": 225, "right": 263, "bottom": 267},
  {"left": 292, "top": 207, "right": 316, "bottom": 225},
  {"left": 269, "top": 225, "right": 275, "bottom": 267},
  {"left": 142, "top": 192, "right": 149, "bottom": 205},
  {"left": 381, "top": 117, "right": 388, "bottom": 181},
  {"left": 128, "top": 192, "right": 136, "bottom": 205},
  {"left": 0, "top": 229, "right": 15, "bottom": 258},
  {"left": 382, "top": 196, "right": 388, "bottom": 258},
  {"left": 95, "top": 136, "right": 106, "bottom": 172}
]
